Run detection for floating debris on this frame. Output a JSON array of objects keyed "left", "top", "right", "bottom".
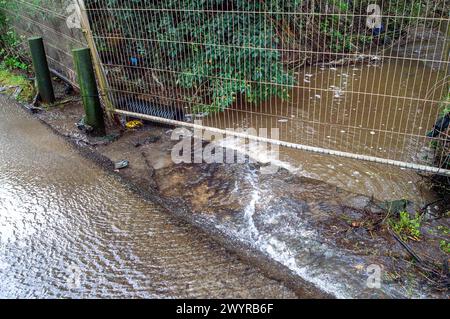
[
  {"left": 114, "top": 160, "right": 129, "bottom": 170},
  {"left": 12, "top": 87, "right": 23, "bottom": 99},
  {"left": 134, "top": 135, "right": 161, "bottom": 147},
  {"left": 76, "top": 117, "right": 93, "bottom": 133},
  {"left": 126, "top": 120, "right": 144, "bottom": 129}
]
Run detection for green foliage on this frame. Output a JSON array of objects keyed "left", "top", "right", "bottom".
[
  {"left": 1, "top": 53, "right": 28, "bottom": 71},
  {"left": 439, "top": 93, "right": 450, "bottom": 116},
  {"left": 0, "top": 67, "right": 35, "bottom": 101},
  {"left": 89, "top": 0, "right": 297, "bottom": 113},
  {"left": 440, "top": 240, "right": 450, "bottom": 254},
  {"left": 87, "top": 0, "right": 448, "bottom": 114},
  {"left": 389, "top": 211, "right": 422, "bottom": 241},
  {"left": 0, "top": 0, "right": 28, "bottom": 71},
  {"left": 437, "top": 225, "right": 450, "bottom": 236}
]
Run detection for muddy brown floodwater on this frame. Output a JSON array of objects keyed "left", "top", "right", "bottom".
[
  {"left": 0, "top": 96, "right": 296, "bottom": 298},
  {"left": 203, "top": 59, "right": 446, "bottom": 203}
]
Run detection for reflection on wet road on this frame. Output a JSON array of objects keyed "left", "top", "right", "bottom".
[{"left": 0, "top": 96, "right": 294, "bottom": 298}]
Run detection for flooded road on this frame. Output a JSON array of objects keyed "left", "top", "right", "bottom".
[
  {"left": 0, "top": 96, "right": 295, "bottom": 298},
  {"left": 204, "top": 59, "right": 446, "bottom": 203}
]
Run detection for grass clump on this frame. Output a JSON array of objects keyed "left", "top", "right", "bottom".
[
  {"left": 0, "top": 67, "right": 34, "bottom": 101},
  {"left": 439, "top": 240, "right": 450, "bottom": 254},
  {"left": 389, "top": 211, "right": 422, "bottom": 242}
]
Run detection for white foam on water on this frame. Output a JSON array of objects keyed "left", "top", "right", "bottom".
[
  {"left": 0, "top": 260, "right": 9, "bottom": 271},
  {"left": 212, "top": 134, "right": 429, "bottom": 298},
  {"left": 241, "top": 171, "right": 260, "bottom": 240},
  {"left": 214, "top": 134, "right": 301, "bottom": 173},
  {"left": 208, "top": 140, "right": 352, "bottom": 298},
  {"left": 218, "top": 201, "right": 351, "bottom": 298}
]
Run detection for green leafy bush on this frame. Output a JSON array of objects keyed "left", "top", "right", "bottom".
[
  {"left": 0, "top": 0, "right": 28, "bottom": 71},
  {"left": 88, "top": 0, "right": 299, "bottom": 113},
  {"left": 86, "top": 0, "right": 448, "bottom": 114},
  {"left": 389, "top": 211, "right": 422, "bottom": 241},
  {"left": 440, "top": 240, "right": 450, "bottom": 254}
]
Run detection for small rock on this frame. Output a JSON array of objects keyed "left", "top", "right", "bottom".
[{"left": 114, "top": 160, "right": 129, "bottom": 170}]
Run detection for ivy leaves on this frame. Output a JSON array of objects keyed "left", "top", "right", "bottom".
[{"left": 89, "top": 0, "right": 296, "bottom": 114}]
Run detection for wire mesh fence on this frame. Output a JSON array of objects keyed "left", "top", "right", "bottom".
[
  {"left": 2, "top": 0, "right": 450, "bottom": 174},
  {"left": 3, "top": 0, "right": 86, "bottom": 86},
  {"left": 82, "top": 0, "right": 450, "bottom": 174}
]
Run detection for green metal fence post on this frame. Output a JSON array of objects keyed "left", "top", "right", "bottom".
[
  {"left": 72, "top": 47, "right": 106, "bottom": 136},
  {"left": 28, "top": 37, "right": 55, "bottom": 104}
]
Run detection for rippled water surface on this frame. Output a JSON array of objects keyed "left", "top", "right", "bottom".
[{"left": 0, "top": 96, "right": 295, "bottom": 298}]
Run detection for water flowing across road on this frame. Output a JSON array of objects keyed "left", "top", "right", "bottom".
[{"left": 0, "top": 96, "right": 295, "bottom": 298}]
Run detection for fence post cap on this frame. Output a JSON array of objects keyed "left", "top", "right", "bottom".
[
  {"left": 28, "top": 36, "right": 43, "bottom": 41},
  {"left": 72, "top": 47, "right": 90, "bottom": 53}
]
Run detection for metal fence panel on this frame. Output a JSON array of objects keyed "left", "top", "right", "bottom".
[
  {"left": 4, "top": 1, "right": 450, "bottom": 175},
  {"left": 82, "top": 1, "right": 450, "bottom": 174}
]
